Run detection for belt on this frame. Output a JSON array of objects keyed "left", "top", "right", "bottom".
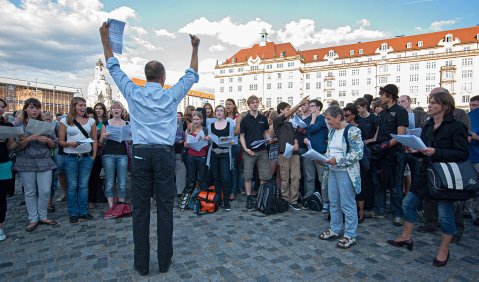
[
  {"left": 63, "top": 152, "right": 92, "bottom": 158},
  {"left": 213, "top": 148, "right": 229, "bottom": 154},
  {"left": 133, "top": 144, "right": 173, "bottom": 150}
]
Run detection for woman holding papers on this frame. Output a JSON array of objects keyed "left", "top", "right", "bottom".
[
  {"left": 12, "top": 98, "right": 58, "bottom": 232},
  {"left": 318, "top": 106, "right": 363, "bottom": 249},
  {"left": 184, "top": 111, "right": 208, "bottom": 190},
  {"left": 387, "top": 91, "right": 468, "bottom": 267},
  {"left": 99, "top": 101, "right": 129, "bottom": 208},
  {"left": 59, "top": 97, "right": 97, "bottom": 224},
  {"left": 205, "top": 105, "right": 236, "bottom": 210},
  {"left": 225, "top": 99, "right": 240, "bottom": 200},
  {"left": 0, "top": 98, "right": 18, "bottom": 241}
]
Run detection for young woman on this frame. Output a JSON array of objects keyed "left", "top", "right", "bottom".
[
  {"left": 86, "top": 107, "right": 104, "bottom": 208},
  {"left": 0, "top": 98, "right": 17, "bottom": 240},
  {"left": 94, "top": 103, "right": 108, "bottom": 124},
  {"left": 206, "top": 106, "right": 236, "bottom": 210},
  {"left": 203, "top": 103, "right": 214, "bottom": 119},
  {"left": 13, "top": 98, "right": 58, "bottom": 232},
  {"left": 225, "top": 99, "right": 240, "bottom": 200},
  {"left": 99, "top": 101, "right": 129, "bottom": 208},
  {"left": 265, "top": 110, "right": 281, "bottom": 190},
  {"left": 59, "top": 97, "right": 97, "bottom": 223},
  {"left": 184, "top": 111, "right": 208, "bottom": 190},
  {"left": 183, "top": 105, "right": 196, "bottom": 129},
  {"left": 175, "top": 112, "right": 187, "bottom": 196}
]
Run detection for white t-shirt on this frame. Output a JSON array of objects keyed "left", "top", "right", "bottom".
[
  {"left": 60, "top": 117, "right": 95, "bottom": 154},
  {"left": 329, "top": 128, "right": 347, "bottom": 171}
]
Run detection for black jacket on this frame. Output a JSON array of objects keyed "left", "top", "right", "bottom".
[{"left": 411, "top": 112, "right": 469, "bottom": 197}]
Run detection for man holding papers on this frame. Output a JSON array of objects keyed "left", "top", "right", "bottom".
[
  {"left": 100, "top": 22, "right": 200, "bottom": 275},
  {"left": 274, "top": 96, "right": 309, "bottom": 211}
]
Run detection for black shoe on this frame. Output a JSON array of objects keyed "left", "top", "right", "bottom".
[
  {"left": 80, "top": 214, "right": 94, "bottom": 221},
  {"left": 159, "top": 259, "right": 172, "bottom": 273},
  {"left": 224, "top": 202, "right": 231, "bottom": 211},
  {"left": 416, "top": 225, "right": 437, "bottom": 233},
  {"left": 387, "top": 239, "right": 414, "bottom": 251},
  {"left": 69, "top": 216, "right": 79, "bottom": 224},
  {"left": 134, "top": 265, "right": 149, "bottom": 276},
  {"left": 433, "top": 251, "right": 450, "bottom": 267},
  {"left": 289, "top": 204, "right": 301, "bottom": 211},
  {"left": 246, "top": 196, "right": 253, "bottom": 209}
]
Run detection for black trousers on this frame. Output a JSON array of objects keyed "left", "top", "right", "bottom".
[
  {"left": 131, "top": 145, "right": 175, "bottom": 273},
  {"left": 0, "top": 179, "right": 11, "bottom": 223}
]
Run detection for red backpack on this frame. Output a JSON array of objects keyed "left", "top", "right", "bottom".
[{"left": 104, "top": 202, "right": 132, "bottom": 219}]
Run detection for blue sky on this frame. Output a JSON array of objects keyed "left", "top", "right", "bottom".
[{"left": 1, "top": 0, "right": 478, "bottom": 96}]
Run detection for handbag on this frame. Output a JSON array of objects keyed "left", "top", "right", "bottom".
[
  {"left": 427, "top": 160, "right": 479, "bottom": 200},
  {"left": 104, "top": 201, "right": 132, "bottom": 219}
]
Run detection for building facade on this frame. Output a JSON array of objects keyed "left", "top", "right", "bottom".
[
  {"left": 87, "top": 59, "right": 113, "bottom": 109},
  {"left": 215, "top": 26, "right": 479, "bottom": 110},
  {"left": 0, "top": 77, "right": 79, "bottom": 113},
  {"left": 131, "top": 78, "right": 215, "bottom": 113}
]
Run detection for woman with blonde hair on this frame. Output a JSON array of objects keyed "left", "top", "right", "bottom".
[
  {"left": 184, "top": 111, "right": 208, "bottom": 190},
  {"left": 58, "top": 97, "right": 97, "bottom": 223}
]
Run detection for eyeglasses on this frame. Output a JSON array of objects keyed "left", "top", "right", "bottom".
[{"left": 344, "top": 114, "right": 352, "bottom": 118}]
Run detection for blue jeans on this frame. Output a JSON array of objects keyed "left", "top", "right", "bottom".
[
  {"left": 402, "top": 192, "right": 456, "bottom": 235},
  {"left": 186, "top": 154, "right": 207, "bottom": 189},
  {"left": 64, "top": 156, "right": 94, "bottom": 217},
  {"left": 102, "top": 154, "right": 128, "bottom": 199},
  {"left": 328, "top": 169, "right": 358, "bottom": 238}
]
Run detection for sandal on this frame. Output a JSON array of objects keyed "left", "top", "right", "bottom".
[
  {"left": 26, "top": 222, "right": 38, "bottom": 232},
  {"left": 318, "top": 230, "right": 339, "bottom": 240},
  {"left": 337, "top": 237, "right": 356, "bottom": 249}
]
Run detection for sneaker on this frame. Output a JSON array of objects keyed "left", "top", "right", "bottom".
[
  {"left": 0, "top": 229, "right": 6, "bottom": 242},
  {"left": 56, "top": 195, "right": 67, "bottom": 202},
  {"left": 364, "top": 210, "right": 385, "bottom": 219},
  {"left": 224, "top": 202, "right": 231, "bottom": 211},
  {"left": 392, "top": 217, "right": 404, "bottom": 226},
  {"left": 80, "top": 214, "right": 94, "bottom": 221},
  {"left": 289, "top": 204, "right": 301, "bottom": 211},
  {"left": 301, "top": 204, "right": 309, "bottom": 210},
  {"left": 322, "top": 204, "right": 330, "bottom": 213},
  {"left": 246, "top": 196, "right": 253, "bottom": 210},
  {"left": 70, "top": 216, "right": 79, "bottom": 223}
]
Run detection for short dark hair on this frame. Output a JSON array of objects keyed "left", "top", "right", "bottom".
[
  {"left": 363, "top": 94, "right": 373, "bottom": 104},
  {"left": 309, "top": 99, "right": 323, "bottom": 111},
  {"left": 145, "top": 60, "right": 166, "bottom": 82},
  {"left": 343, "top": 105, "right": 359, "bottom": 121},
  {"left": 86, "top": 107, "right": 99, "bottom": 125},
  {"left": 329, "top": 100, "right": 339, "bottom": 107},
  {"left": 429, "top": 91, "right": 455, "bottom": 114},
  {"left": 470, "top": 95, "right": 479, "bottom": 103},
  {"left": 247, "top": 95, "right": 259, "bottom": 105},
  {"left": 277, "top": 102, "right": 291, "bottom": 114},
  {"left": 354, "top": 98, "right": 369, "bottom": 108},
  {"left": 22, "top": 98, "right": 42, "bottom": 122}
]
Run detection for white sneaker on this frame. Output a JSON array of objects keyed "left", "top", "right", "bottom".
[{"left": 0, "top": 229, "right": 6, "bottom": 242}]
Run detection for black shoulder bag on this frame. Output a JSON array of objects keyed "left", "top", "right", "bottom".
[{"left": 72, "top": 119, "right": 93, "bottom": 149}]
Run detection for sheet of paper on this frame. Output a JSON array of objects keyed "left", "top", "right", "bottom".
[
  {"left": 121, "top": 124, "right": 132, "bottom": 141},
  {"left": 25, "top": 119, "right": 54, "bottom": 136},
  {"left": 408, "top": 113, "right": 415, "bottom": 129},
  {"left": 283, "top": 143, "right": 294, "bottom": 159},
  {"left": 189, "top": 138, "right": 208, "bottom": 151},
  {"left": 78, "top": 138, "right": 95, "bottom": 143},
  {"left": 406, "top": 128, "right": 422, "bottom": 138},
  {"left": 7, "top": 116, "right": 16, "bottom": 123},
  {"left": 391, "top": 134, "right": 426, "bottom": 150},
  {"left": 107, "top": 18, "right": 125, "bottom": 54},
  {"left": 186, "top": 134, "right": 199, "bottom": 144},
  {"left": 106, "top": 125, "right": 122, "bottom": 143},
  {"left": 250, "top": 137, "right": 271, "bottom": 149},
  {"left": 301, "top": 148, "right": 329, "bottom": 162},
  {"left": 0, "top": 126, "right": 24, "bottom": 140},
  {"left": 293, "top": 115, "right": 308, "bottom": 128}
]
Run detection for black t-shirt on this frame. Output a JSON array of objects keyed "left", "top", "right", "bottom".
[
  {"left": 376, "top": 103, "right": 409, "bottom": 143},
  {"left": 240, "top": 112, "right": 269, "bottom": 151},
  {"left": 273, "top": 115, "right": 297, "bottom": 155},
  {"left": 357, "top": 113, "right": 378, "bottom": 140},
  {"left": 211, "top": 122, "right": 230, "bottom": 149},
  {"left": 0, "top": 119, "right": 13, "bottom": 163}
]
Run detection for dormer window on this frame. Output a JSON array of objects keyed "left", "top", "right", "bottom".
[
  {"left": 328, "top": 50, "right": 335, "bottom": 57},
  {"left": 417, "top": 41, "right": 423, "bottom": 47},
  {"left": 476, "top": 33, "right": 479, "bottom": 40},
  {"left": 380, "top": 43, "right": 388, "bottom": 51},
  {"left": 280, "top": 51, "right": 286, "bottom": 57},
  {"left": 232, "top": 58, "right": 236, "bottom": 63},
  {"left": 359, "top": 49, "right": 363, "bottom": 55},
  {"left": 445, "top": 34, "right": 453, "bottom": 42},
  {"left": 350, "top": 50, "right": 355, "bottom": 56},
  {"left": 406, "top": 42, "right": 412, "bottom": 48},
  {"left": 313, "top": 54, "right": 318, "bottom": 61}
]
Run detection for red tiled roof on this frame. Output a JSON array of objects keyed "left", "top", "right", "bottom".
[{"left": 221, "top": 42, "right": 299, "bottom": 65}]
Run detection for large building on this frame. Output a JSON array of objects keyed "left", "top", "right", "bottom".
[
  {"left": 0, "top": 77, "right": 80, "bottom": 113},
  {"left": 87, "top": 59, "right": 113, "bottom": 109},
  {"left": 131, "top": 78, "right": 215, "bottom": 113},
  {"left": 215, "top": 26, "right": 479, "bottom": 110}
]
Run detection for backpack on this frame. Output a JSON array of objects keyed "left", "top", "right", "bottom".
[
  {"left": 343, "top": 124, "right": 370, "bottom": 171},
  {"left": 303, "top": 192, "right": 323, "bottom": 211},
  {"left": 178, "top": 186, "right": 194, "bottom": 211},
  {"left": 196, "top": 186, "right": 219, "bottom": 214},
  {"left": 256, "top": 181, "right": 289, "bottom": 215},
  {"left": 104, "top": 202, "right": 132, "bottom": 219}
]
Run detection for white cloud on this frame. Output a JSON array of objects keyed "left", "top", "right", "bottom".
[
  {"left": 429, "top": 19, "right": 457, "bottom": 31},
  {"left": 154, "top": 29, "right": 176, "bottom": 38},
  {"left": 209, "top": 44, "right": 225, "bottom": 52},
  {"left": 414, "top": 26, "right": 423, "bottom": 31},
  {"left": 358, "top": 19, "right": 370, "bottom": 27},
  {"left": 276, "top": 19, "right": 388, "bottom": 47},
  {"left": 178, "top": 17, "right": 273, "bottom": 48},
  {"left": 129, "top": 26, "right": 148, "bottom": 36}
]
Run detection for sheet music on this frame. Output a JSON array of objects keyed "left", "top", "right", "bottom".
[
  {"left": 25, "top": 119, "right": 54, "bottom": 136},
  {"left": 301, "top": 148, "right": 329, "bottom": 162},
  {"left": 292, "top": 115, "right": 308, "bottom": 128},
  {"left": 0, "top": 126, "right": 24, "bottom": 140},
  {"left": 250, "top": 137, "right": 272, "bottom": 149},
  {"left": 283, "top": 143, "right": 294, "bottom": 159},
  {"left": 106, "top": 124, "right": 132, "bottom": 142},
  {"left": 107, "top": 18, "right": 125, "bottom": 54},
  {"left": 187, "top": 132, "right": 208, "bottom": 151},
  {"left": 77, "top": 138, "right": 95, "bottom": 143},
  {"left": 391, "top": 134, "right": 426, "bottom": 150},
  {"left": 406, "top": 128, "right": 422, "bottom": 138}
]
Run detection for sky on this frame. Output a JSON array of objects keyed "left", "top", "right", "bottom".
[{"left": 0, "top": 0, "right": 478, "bottom": 97}]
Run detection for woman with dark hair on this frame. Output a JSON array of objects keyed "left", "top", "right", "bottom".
[
  {"left": 59, "top": 97, "right": 97, "bottom": 223},
  {"left": 387, "top": 91, "right": 468, "bottom": 267},
  {"left": 94, "top": 103, "right": 108, "bottom": 124},
  {"left": 203, "top": 103, "right": 214, "bottom": 119},
  {"left": 13, "top": 98, "right": 58, "bottom": 232},
  {"left": 86, "top": 107, "right": 104, "bottom": 208},
  {"left": 0, "top": 98, "right": 17, "bottom": 240},
  {"left": 225, "top": 98, "right": 240, "bottom": 199}
]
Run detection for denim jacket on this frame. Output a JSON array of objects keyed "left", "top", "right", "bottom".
[{"left": 323, "top": 125, "right": 363, "bottom": 194}]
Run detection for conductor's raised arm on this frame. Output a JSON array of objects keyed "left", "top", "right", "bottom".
[
  {"left": 189, "top": 34, "right": 200, "bottom": 73},
  {"left": 99, "top": 22, "right": 114, "bottom": 61}
]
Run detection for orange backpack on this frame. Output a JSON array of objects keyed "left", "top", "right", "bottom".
[{"left": 197, "top": 186, "right": 219, "bottom": 214}]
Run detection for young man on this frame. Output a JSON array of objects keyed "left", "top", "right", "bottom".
[
  {"left": 274, "top": 96, "right": 309, "bottom": 210},
  {"left": 366, "top": 84, "right": 409, "bottom": 226},
  {"left": 239, "top": 95, "right": 272, "bottom": 209}
]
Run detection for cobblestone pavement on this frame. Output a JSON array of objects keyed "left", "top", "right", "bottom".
[{"left": 1, "top": 187, "right": 479, "bottom": 282}]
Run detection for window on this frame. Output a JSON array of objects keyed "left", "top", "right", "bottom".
[
  {"left": 238, "top": 86, "right": 242, "bottom": 92},
  {"left": 220, "top": 70, "right": 225, "bottom": 74},
  {"left": 409, "top": 74, "right": 419, "bottom": 82},
  {"left": 462, "top": 82, "right": 472, "bottom": 92},
  {"left": 406, "top": 42, "right": 412, "bottom": 48},
  {"left": 359, "top": 49, "right": 363, "bottom": 55},
  {"left": 410, "top": 63, "right": 419, "bottom": 71},
  {"left": 378, "top": 65, "right": 388, "bottom": 72},
  {"left": 380, "top": 43, "right": 388, "bottom": 51},
  {"left": 396, "top": 76, "right": 400, "bottom": 83},
  {"left": 266, "top": 64, "right": 272, "bottom": 70},
  {"left": 425, "top": 85, "right": 435, "bottom": 93},
  {"left": 339, "top": 91, "right": 346, "bottom": 97},
  {"left": 462, "top": 70, "right": 473, "bottom": 78},
  {"left": 289, "top": 82, "right": 294, "bottom": 89},
  {"left": 411, "top": 98, "right": 417, "bottom": 104},
  {"left": 313, "top": 54, "right": 318, "bottom": 61},
  {"left": 316, "top": 72, "right": 321, "bottom": 78},
  {"left": 266, "top": 83, "right": 271, "bottom": 90},
  {"left": 429, "top": 51, "right": 434, "bottom": 55},
  {"left": 277, "top": 73, "right": 282, "bottom": 79},
  {"left": 280, "top": 51, "right": 286, "bottom": 57},
  {"left": 220, "top": 78, "right": 224, "bottom": 84},
  {"left": 445, "top": 34, "right": 452, "bottom": 42},
  {"left": 444, "top": 72, "right": 453, "bottom": 79},
  {"left": 253, "top": 75, "right": 258, "bottom": 81},
  {"left": 228, "top": 86, "right": 233, "bottom": 92},
  {"left": 396, "top": 65, "right": 401, "bottom": 72},
  {"left": 328, "top": 71, "right": 333, "bottom": 77},
  {"left": 220, "top": 87, "right": 224, "bottom": 93},
  {"left": 305, "top": 73, "right": 310, "bottom": 79},
  {"left": 352, "top": 69, "right": 359, "bottom": 75},
  {"left": 250, "top": 66, "right": 258, "bottom": 71},
  {"left": 367, "top": 68, "right": 371, "bottom": 74},
  {"left": 462, "top": 58, "right": 473, "bottom": 66},
  {"left": 266, "top": 98, "right": 271, "bottom": 108},
  {"left": 412, "top": 52, "right": 418, "bottom": 57},
  {"left": 409, "top": 85, "right": 419, "bottom": 94},
  {"left": 340, "top": 101, "right": 345, "bottom": 107},
  {"left": 288, "top": 72, "right": 293, "bottom": 79},
  {"left": 339, "top": 70, "right": 346, "bottom": 77},
  {"left": 350, "top": 50, "right": 355, "bottom": 55},
  {"left": 397, "top": 54, "right": 402, "bottom": 58},
  {"left": 277, "top": 63, "right": 283, "bottom": 68},
  {"left": 277, "top": 83, "right": 282, "bottom": 89},
  {"left": 328, "top": 50, "right": 335, "bottom": 57},
  {"left": 446, "top": 48, "right": 452, "bottom": 53},
  {"left": 426, "top": 62, "right": 436, "bottom": 69},
  {"left": 354, "top": 59, "right": 359, "bottom": 63},
  {"left": 220, "top": 100, "right": 224, "bottom": 105},
  {"left": 426, "top": 73, "right": 435, "bottom": 81},
  {"left": 287, "top": 62, "right": 294, "bottom": 67},
  {"left": 351, "top": 90, "right": 360, "bottom": 97},
  {"left": 326, "top": 81, "right": 333, "bottom": 88},
  {"left": 238, "top": 67, "right": 243, "bottom": 72},
  {"left": 462, "top": 95, "right": 470, "bottom": 103},
  {"left": 327, "top": 91, "right": 332, "bottom": 98},
  {"left": 277, "top": 97, "right": 282, "bottom": 104},
  {"left": 267, "top": 74, "right": 271, "bottom": 80},
  {"left": 229, "top": 68, "right": 234, "bottom": 73},
  {"left": 368, "top": 57, "right": 372, "bottom": 61},
  {"left": 367, "top": 78, "right": 371, "bottom": 85},
  {"left": 352, "top": 79, "right": 359, "bottom": 86},
  {"left": 249, "top": 84, "right": 258, "bottom": 91},
  {"left": 339, "top": 80, "right": 346, "bottom": 87},
  {"left": 288, "top": 96, "right": 294, "bottom": 105},
  {"left": 229, "top": 77, "right": 233, "bottom": 83},
  {"left": 238, "top": 77, "right": 242, "bottom": 83},
  {"left": 316, "top": 82, "right": 321, "bottom": 89},
  {"left": 379, "top": 76, "right": 388, "bottom": 84},
  {"left": 418, "top": 41, "right": 423, "bottom": 47}
]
